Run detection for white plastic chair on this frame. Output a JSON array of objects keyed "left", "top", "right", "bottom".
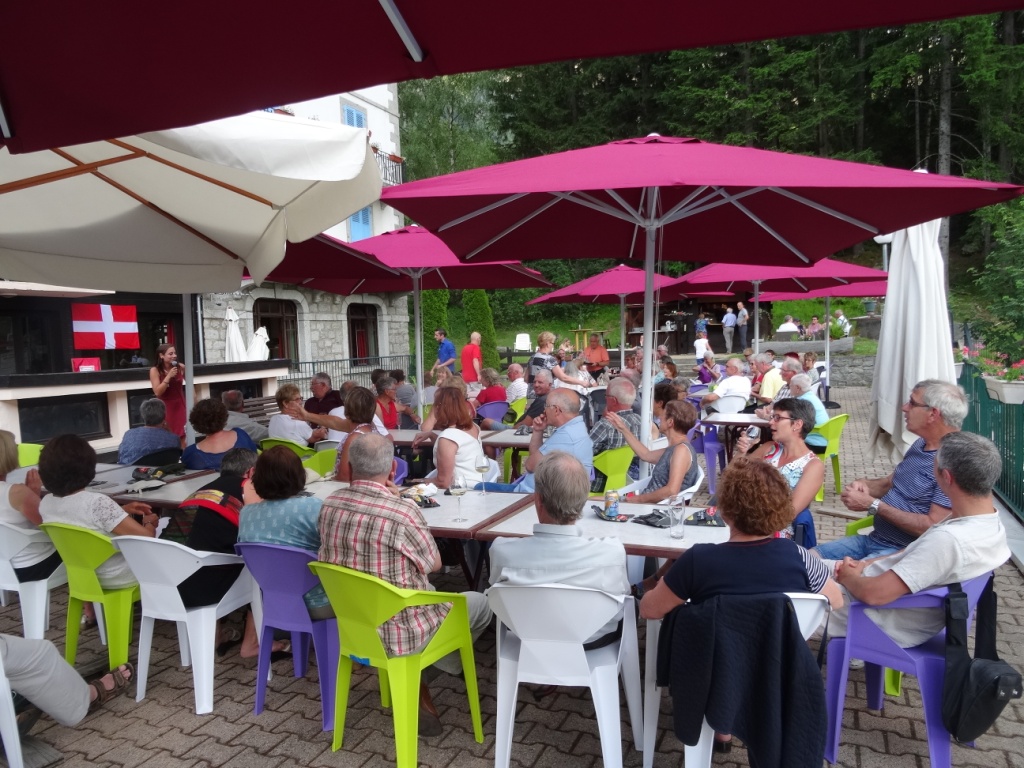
[
  {"left": 314, "top": 439, "right": 340, "bottom": 452},
  {"left": 113, "top": 536, "right": 253, "bottom": 715},
  {"left": 0, "top": 646, "right": 24, "bottom": 768},
  {"left": 707, "top": 394, "right": 747, "bottom": 414},
  {"left": 641, "top": 592, "right": 830, "bottom": 768},
  {"left": 488, "top": 584, "right": 643, "bottom": 768},
  {"left": 513, "top": 333, "right": 531, "bottom": 352},
  {"left": 0, "top": 521, "right": 68, "bottom": 639}
]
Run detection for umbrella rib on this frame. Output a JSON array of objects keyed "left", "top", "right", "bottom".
[
  {"left": 107, "top": 139, "right": 276, "bottom": 207},
  {"left": 310, "top": 234, "right": 401, "bottom": 275},
  {"left": 727, "top": 195, "right": 812, "bottom": 264},
  {"left": 377, "top": 0, "right": 424, "bottom": 62},
  {"left": 463, "top": 196, "right": 562, "bottom": 261},
  {"left": 0, "top": 150, "right": 141, "bottom": 194},
  {"left": 767, "top": 187, "right": 879, "bottom": 234},
  {"left": 656, "top": 185, "right": 713, "bottom": 224},
  {"left": 438, "top": 193, "right": 529, "bottom": 232},
  {"left": 662, "top": 187, "right": 764, "bottom": 223},
  {"left": 556, "top": 191, "right": 643, "bottom": 224}
]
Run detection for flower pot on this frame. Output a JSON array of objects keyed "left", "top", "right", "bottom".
[
  {"left": 954, "top": 362, "right": 963, "bottom": 380},
  {"left": 862, "top": 300, "right": 877, "bottom": 314},
  {"left": 983, "top": 377, "right": 1024, "bottom": 405}
]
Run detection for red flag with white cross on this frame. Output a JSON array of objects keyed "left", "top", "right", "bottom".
[{"left": 71, "top": 304, "right": 140, "bottom": 350}]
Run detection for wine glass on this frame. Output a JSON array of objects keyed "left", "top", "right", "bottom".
[
  {"left": 475, "top": 454, "right": 491, "bottom": 496},
  {"left": 450, "top": 474, "right": 468, "bottom": 522}
]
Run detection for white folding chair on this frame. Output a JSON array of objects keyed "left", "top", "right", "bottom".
[
  {"left": 0, "top": 646, "right": 23, "bottom": 768},
  {"left": 641, "top": 592, "right": 830, "bottom": 768},
  {"left": 488, "top": 584, "right": 643, "bottom": 768},
  {"left": 113, "top": 536, "right": 253, "bottom": 714},
  {"left": 0, "top": 521, "right": 68, "bottom": 639}
]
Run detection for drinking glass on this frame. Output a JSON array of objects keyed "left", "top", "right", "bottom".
[
  {"left": 476, "top": 455, "right": 490, "bottom": 495},
  {"left": 669, "top": 493, "right": 687, "bottom": 539},
  {"left": 450, "top": 474, "right": 468, "bottom": 522}
]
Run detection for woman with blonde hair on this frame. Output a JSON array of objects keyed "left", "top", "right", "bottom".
[
  {"left": 412, "top": 388, "right": 486, "bottom": 488},
  {"left": 0, "top": 430, "right": 61, "bottom": 582}
]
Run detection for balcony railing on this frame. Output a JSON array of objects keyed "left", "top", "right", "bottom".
[
  {"left": 281, "top": 354, "right": 415, "bottom": 390},
  {"left": 373, "top": 148, "right": 405, "bottom": 186}
]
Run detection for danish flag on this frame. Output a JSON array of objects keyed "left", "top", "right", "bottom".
[{"left": 71, "top": 304, "right": 140, "bottom": 350}]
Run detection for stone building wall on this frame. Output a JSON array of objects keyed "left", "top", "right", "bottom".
[{"left": 829, "top": 354, "right": 877, "bottom": 387}]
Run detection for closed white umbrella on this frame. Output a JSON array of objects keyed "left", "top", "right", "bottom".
[
  {"left": 247, "top": 327, "right": 270, "bottom": 361},
  {"left": 869, "top": 213, "right": 955, "bottom": 461},
  {"left": 224, "top": 307, "right": 248, "bottom": 363}
]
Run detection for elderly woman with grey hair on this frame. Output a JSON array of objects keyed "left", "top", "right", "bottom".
[
  {"left": 117, "top": 398, "right": 182, "bottom": 465},
  {"left": 788, "top": 373, "right": 829, "bottom": 452}
]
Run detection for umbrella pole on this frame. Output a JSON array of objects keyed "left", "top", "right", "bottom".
[
  {"left": 413, "top": 275, "right": 425, "bottom": 418},
  {"left": 182, "top": 293, "right": 195, "bottom": 445},
  {"left": 619, "top": 294, "right": 627, "bottom": 370},
  {"left": 823, "top": 295, "right": 839, "bottom": 408},
  {"left": 639, "top": 193, "right": 657, "bottom": 479},
  {"left": 752, "top": 280, "right": 761, "bottom": 355}
]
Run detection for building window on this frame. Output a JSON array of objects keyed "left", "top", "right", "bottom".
[
  {"left": 19, "top": 392, "right": 110, "bottom": 443},
  {"left": 253, "top": 299, "right": 299, "bottom": 364},
  {"left": 349, "top": 206, "right": 372, "bottom": 241},
  {"left": 347, "top": 303, "right": 379, "bottom": 364},
  {"left": 343, "top": 105, "right": 366, "bottom": 129}
]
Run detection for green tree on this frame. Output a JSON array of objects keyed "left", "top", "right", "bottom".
[
  {"left": 966, "top": 201, "right": 1024, "bottom": 357},
  {"left": 420, "top": 289, "right": 450, "bottom": 381},
  {"left": 463, "top": 289, "right": 501, "bottom": 370}
]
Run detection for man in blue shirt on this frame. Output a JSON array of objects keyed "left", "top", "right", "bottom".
[
  {"left": 814, "top": 380, "right": 965, "bottom": 561},
  {"left": 481, "top": 388, "right": 593, "bottom": 493},
  {"left": 432, "top": 328, "right": 456, "bottom": 375}
]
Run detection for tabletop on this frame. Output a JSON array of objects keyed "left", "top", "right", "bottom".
[
  {"left": 7, "top": 462, "right": 121, "bottom": 484},
  {"left": 479, "top": 501, "right": 730, "bottom": 559},
  {"left": 481, "top": 431, "right": 533, "bottom": 450},
  {"left": 702, "top": 412, "right": 769, "bottom": 428},
  {"left": 109, "top": 470, "right": 218, "bottom": 506},
  {"left": 389, "top": 429, "right": 495, "bottom": 447}
]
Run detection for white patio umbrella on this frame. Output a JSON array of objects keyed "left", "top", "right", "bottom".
[
  {"left": 246, "top": 327, "right": 271, "bottom": 362},
  {"left": 224, "top": 307, "right": 248, "bottom": 363},
  {"left": 869, "top": 214, "right": 954, "bottom": 461}
]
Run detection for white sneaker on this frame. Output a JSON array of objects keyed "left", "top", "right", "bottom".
[{"left": 849, "top": 658, "right": 865, "bottom": 670}]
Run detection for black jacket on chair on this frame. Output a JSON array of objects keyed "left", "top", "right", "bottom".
[{"left": 656, "top": 593, "right": 826, "bottom": 768}]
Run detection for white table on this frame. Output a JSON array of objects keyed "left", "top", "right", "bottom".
[
  {"left": 7, "top": 462, "right": 120, "bottom": 484},
  {"left": 481, "top": 431, "right": 533, "bottom": 451}
]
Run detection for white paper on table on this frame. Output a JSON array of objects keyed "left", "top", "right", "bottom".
[{"left": 154, "top": 517, "right": 172, "bottom": 538}]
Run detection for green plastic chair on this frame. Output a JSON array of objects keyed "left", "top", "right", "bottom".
[
  {"left": 16, "top": 443, "right": 43, "bottom": 467},
  {"left": 812, "top": 413, "right": 850, "bottom": 502},
  {"left": 593, "top": 445, "right": 634, "bottom": 492},
  {"left": 303, "top": 449, "right": 338, "bottom": 478},
  {"left": 842, "top": 515, "right": 903, "bottom": 697},
  {"left": 308, "top": 562, "right": 483, "bottom": 767},
  {"left": 260, "top": 437, "right": 314, "bottom": 460},
  {"left": 39, "top": 523, "right": 140, "bottom": 669},
  {"left": 507, "top": 397, "right": 527, "bottom": 422}
]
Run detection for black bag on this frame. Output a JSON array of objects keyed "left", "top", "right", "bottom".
[{"left": 941, "top": 576, "right": 1022, "bottom": 743}]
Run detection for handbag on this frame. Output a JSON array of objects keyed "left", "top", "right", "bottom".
[{"left": 941, "top": 576, "right": 1022, "bottom": 743}]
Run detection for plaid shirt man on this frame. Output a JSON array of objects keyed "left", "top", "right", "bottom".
[
  {"left": 589, "top": 408, "right": 643, "bottom": 492},
  {"left": 318, "top": 479, "right": 448, "bottom": 656}
]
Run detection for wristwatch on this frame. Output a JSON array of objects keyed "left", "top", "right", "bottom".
[{"left": 868, "top": 498, "right": 881, "bottom": 514}]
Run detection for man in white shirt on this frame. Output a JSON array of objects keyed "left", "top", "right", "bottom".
[
  {"left": 833, "top": 309, "right": 852, "bottom": 337},
  {"left": 488, "top": 451, "right": 629, "bottom": 643},
  {"left": 699, "top": 357, "right": 752, "bottom": 412},
  {"left": 505, "top": 363, "right": 528, "bottom": 403},
  {"left": 777, "top": 315, "right": 800, "bottom": 333}
]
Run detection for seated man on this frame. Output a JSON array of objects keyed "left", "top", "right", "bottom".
[
  {"left": 699, "top": 357, "right": 752, "bottom": 413},
  {"left": 814, "top": 380, "right": 965, "bottom": 561},
  {"left": 504, "top": 363, "right": 528, "bottom": 403},
  {"left": 777, "top": 315, "right": 800, "bottom": 333},
  {"left": 831, "top": 432, "right": 1010, "bottom": 647},
  {"left": 749, "top": 353, "right": 783, "bottom": 405},
  {"left": 117, "top": 398, "right": 181, "bottom": 464},
  {"left": 488, "top": 451, "right": 629, "bottom": 645},
  {"left": 588, "top": 377, "right": 642, "bottom": 492},
  {"left": 481, "top": 389, "right": 593, "bottom": 493},
  {"left": 481, "top": 368, "right": 552, "bottom": 431},
  {"left": 317, "top": 433, "right": 492, "bottom": 736},
  {"left": 754, "top": 357, "right": 802, "bottom": 417},
  {"left": 222, "top": 390, "right": 270, "bottom": 444},
  {"left": 304, "top": 372, "right": 343, "bottom": 417}
]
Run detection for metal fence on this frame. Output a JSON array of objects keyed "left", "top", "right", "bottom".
[
  {"left": 281, "top": 355, "right": 415, "bottom": 390},
  {"left": 959, "top": 364, "right": 1024, "bottom": 523}
]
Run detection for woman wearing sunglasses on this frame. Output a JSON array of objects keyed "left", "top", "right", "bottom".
[{"left": 734, "top": 397, "right": 824, "bottom": 547}]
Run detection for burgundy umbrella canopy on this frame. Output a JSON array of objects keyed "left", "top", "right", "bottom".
[
  {"left": 757, "top": 280, "right": 889, "bottom": 302},
  {"left": 2, "top": 1, "right": 1018, "bottom": 153},
  {"left": 383, "top": 135, "right": 1022, "bottom": 437}
]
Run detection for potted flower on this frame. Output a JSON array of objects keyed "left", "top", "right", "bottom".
[{"left": 975, "top": 351, "right": 1024, "bottom": 405}]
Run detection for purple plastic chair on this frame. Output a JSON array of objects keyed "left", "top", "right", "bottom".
[
  {"left": 393, "top": 456, "right": 409, "bottom": 485},
  {"left": 476, "top": 401, "right": 510, "bottom": 423},
  {"left": 700, "top": 427, "right": 727, "bottom": 495},
  {"left": 234, "top": 543, "right": 339, "bottom": 730},
  {"left": 825, "top": 572, "right": 992, "bottom": 767}
]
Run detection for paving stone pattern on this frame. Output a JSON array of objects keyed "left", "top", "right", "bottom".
[{"left": 3, "top": 387, "right": 1023, "bottom": 768}]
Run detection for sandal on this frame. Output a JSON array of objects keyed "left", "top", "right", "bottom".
[
  {"left": 86, "top": 663, "right": 134, "bottom": 714},
  {"left": 216, "top": 627, "right": 242, "bottom": 657}
]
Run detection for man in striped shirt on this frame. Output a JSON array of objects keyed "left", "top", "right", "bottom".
[
  {"left": 318, "top": 433, "right": 492, "bottom": 736},
  {"left": 814, "top": 380, "right": 966, "bottom": 561}
]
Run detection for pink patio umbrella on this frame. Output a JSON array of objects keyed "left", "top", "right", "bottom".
[
  {"left": 662, "top": 257, "right": 889, "bottom": 352},
  {"left": 383, "top": 135, "right": 1022, "bottom": 440},
  {"left": 3, "top": 1, "right": 1019, "bottom": 154},
  {"left": 269, "top": 226, "right": 550, "bottom": 412}
]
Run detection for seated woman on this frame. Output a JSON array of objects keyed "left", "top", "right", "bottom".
[
  {"left": 470, "top": 367, "right": 508, "bottom": 408},
  {"left": 238, "top": 446, "right": 331, "bottom": 620},
  {"left": 38, "top": 434, "right": 157, "bottom": 589},
  {"left": 375, "top": 376, "right": 419, "bottom": 430},
  {"left": 660, "top": 356, "right": 678, "bottom": 382},
  {"left": 412, "top": 387, "right": 486, "bottom": 488},
  {"left": 334, "top": 387, "right": 390, "bottom": 482},
  {"left": 734, "top": 398, "right": 825, "bottom": 548},
  {"left": 609, "top": 400, "right": 700, "bottom": 504},
  {"left": 268, "top": 384, "right": 328, "bottom": 447},
  {"left": 693, "top": 352, "right": 723, "bottom": 385},
  {"left": 0, "top": 430, "right": 62, "bottom": 582},
  {"left": 639, "top": 457, "right": 842, "bottom": 752},
  {"left": 803, "top": 351, "right": 820, "bottom": 383},
  {"left": 181, "top": 398, "right": 259, "bottom": 471}
]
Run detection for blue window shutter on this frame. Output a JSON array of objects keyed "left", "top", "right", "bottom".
[
  {"left": 343, "top": 105, "right": 366, "bottom": 129},
  {"left": 349, "top": 206, "right": 372, "bottom": 241}
]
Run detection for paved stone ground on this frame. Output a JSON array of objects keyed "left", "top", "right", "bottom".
[{"left": 3, "top": 386, "right": 1023, "bottom": 768}]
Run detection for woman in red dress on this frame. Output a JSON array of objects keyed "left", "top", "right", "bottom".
[{"left": 150, "top": 344, "right": 187, "bottom": 445}]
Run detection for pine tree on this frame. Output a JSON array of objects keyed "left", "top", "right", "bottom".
[
  {"left": 420, "top": 289, "right": 450, "bottom": 383},
  {"left": 463, "top": 289, "right": 500, "bottom": 371}
]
